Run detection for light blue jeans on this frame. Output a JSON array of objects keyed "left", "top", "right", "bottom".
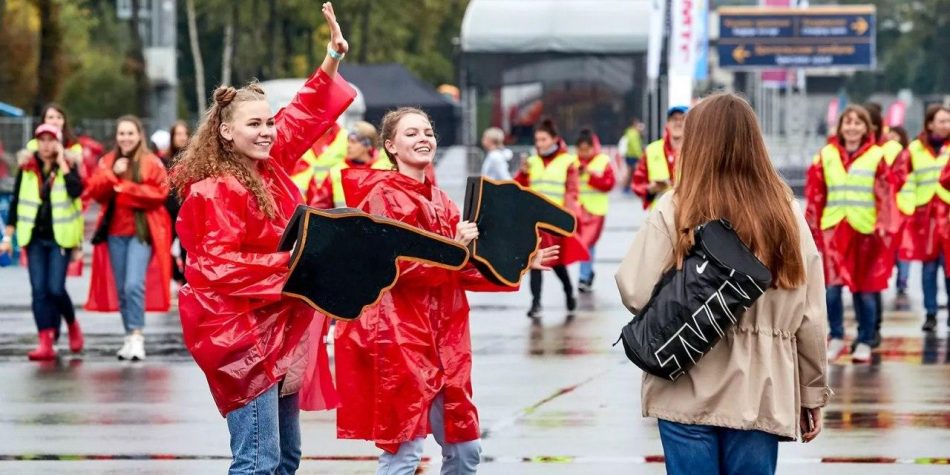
[
  {"left": 225, "top": 384, "right": 301, "bottom": 475},
  {"left": 107, "top": 236, "right": 152, "bottom": 332},
  {"left": 579, "top": 245, "right": 597, "bottom": 282},
  {"left": 377, "top": 393, "right": 482, "bottom": 475}
]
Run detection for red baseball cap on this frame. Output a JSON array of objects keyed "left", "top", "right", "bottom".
[{"left": 34, "top": 123, "right": 63, "bottom": 142}]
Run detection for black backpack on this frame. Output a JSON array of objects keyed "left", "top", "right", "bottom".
[{"left": 615, "top": 219, "right": 773, "bottom": 381}]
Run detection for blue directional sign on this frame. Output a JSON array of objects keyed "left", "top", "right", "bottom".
[{"left": 718, "top": 6, "right": 876, "bottom": 69}]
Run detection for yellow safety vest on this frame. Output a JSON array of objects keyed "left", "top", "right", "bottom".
[
  {"left": 15, "top": 168, "right": 83, "bottom": 248},
  {"left": 577, "top": 153, "right": 611, "bottom": 216},
  {"left": 908, "top": 139, "right": 950, "bottom": 207},
  {"left": 880, "top": 140, "right": 916, "bottom": 216},
  {"left": 817, "top": 144, "right": 884, "bottom": 234},
  {"left": 526, "top": 152, "right": 576, "bottom": 206},
  {"left": 643, "top": 140, "right": 673, "bottom": 209},
  {"left": 290, "top": 128, "right": 349, "bottom": 196},
  {"left": 328, "top": 155, "right": 393, "bottom": 208},
  {"left": 624, "top": 127, "right": 643, "bottom": 158},
  {"left": 26, "top": 139, "right": 83, "bottom": 156}
]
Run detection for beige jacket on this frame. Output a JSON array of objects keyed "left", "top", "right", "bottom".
[{"left": 615, "top": 193, "right": 832, "bottom": 440}]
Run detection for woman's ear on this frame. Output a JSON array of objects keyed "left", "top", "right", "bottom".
[
  {"left": 219, "top": 122, "right": 233, "bottom": 142},
  {"left": 384, "top": 139, "right": 396, "bottom": 157}
]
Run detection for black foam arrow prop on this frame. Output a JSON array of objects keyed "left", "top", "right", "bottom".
[
  {"left": 279, "top": 206, "right": 470, "bottom": 320},
  {"left": 463, "top": 177, "right": 576, "bottom": 287}
]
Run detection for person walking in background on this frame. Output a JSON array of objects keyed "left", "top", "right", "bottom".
[
  {"left": 885, "top": 125, "right": 913, "bottom": 307},
  {"left": 616, "top": 93, "right": 830, "bottom": 475},
  {"left": 25, "top": 104, "right": 84, "bottom": 167},
  {"left": 84, "top": 115, "right": 171, "bottom": 362},
  {"left": 515, "top": 118, "right": 587, "bottom": 320},
  {"left": 1, "top": 124, "right": 84, "bottom": 360},
  {"left": 480, "top": 126, "right": 512, "bottom": 180},
  {"left": 309, "top": 120, "right": 391, "bottom": 209},
  {"left": 905, "top": 105, "right": 950, "bottom": 332},
  {"left": 574, "top": 128, "right": 615, "bottom": 293},
  {"left": 805, "top": 105, "right": 900, "bottom": 364},
  {"left": 618, "top": 117, "right": 643, "bottom": 193},
  {"left": 164, "top": 120, "right": 191, "bottom": 285},
  {"left": 631, "top": 106, "right": 686, "bottom": 209}
]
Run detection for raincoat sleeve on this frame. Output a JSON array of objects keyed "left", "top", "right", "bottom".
[
  {"left": 564, "top": 162, "right": 581, "bottom": 211},
  {"left": 873, "top": 159, "right": 900, "bottom": 237},
  {"left": 794, "top": 206, "right": 832, "bottom": 409},
  {"left": 803, "top": 154, "right": 826, "bottom": 246},
  {"left": 269, "top": 69, "right": 357, "bottom": 173},
  {"left": 514, "top": 168, "right": 530, "bottom": 187},
  {"left": 178, "top": 178, "right": 291, "bottom": 301},
  {"left": 114, "top": 157, "right": 169, "bottom": 210},
  {"left": 84, "top": 155, "right": 119, "bottom": 203},
  {"left": 940, "top": 155, "right": 950, "bottom": 190},
  {"left": 615, "top": 200, "right": 675, "bottom": 314},
  {"left": 586, "top": 162, "right": 616, "bottom": 192},
  {"left": 358, "top": 185, "right": 452, "bottom": 286},
  {"left": 456, "top": 262, "right": 519, "bottom": 292},
  {"left": 630, "top": 156, "right": 650, "bottom": 201}
]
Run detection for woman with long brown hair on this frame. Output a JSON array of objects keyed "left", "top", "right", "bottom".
[
  {"left": 805, "top": 105, "right": 900, "bottom": 364},
  {"left": 616, "top": 93, "right": 830, "bottom": 475}
]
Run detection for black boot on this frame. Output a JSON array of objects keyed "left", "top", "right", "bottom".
[
  {"left": 923, "top": 313, "right": 937, "bottom": 332},
  {"left": 527, "top": 301, "right": 542, "bottom": 319},
  {"left": 566, "top": 293, "right": 577, "bottom": 316}
]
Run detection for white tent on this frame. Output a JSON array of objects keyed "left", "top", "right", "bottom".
[{"left": 460, "top": 0, "right": 652, "bottom": 54}]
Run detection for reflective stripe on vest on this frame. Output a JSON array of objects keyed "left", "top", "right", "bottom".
[
  {"left": 527, "top": 152, "right": 575, "bottom": 206},
  {"left": 645, "top": 140, "right": 672, "bottom": 210},
  {"left": 578, "top": 153, "right": 610, "bottom": 216},
  {"left": 15, "top": 169, "right": 83, "bottom": 248},
  {"left": 330, "top": 155, "right": 393, "bottom": 208},
  {"left": 819, "top": 144, "right": 884, "bottom": 234},
  {"left": 909, "top": 139, "right": 950, "bottom": 207}
]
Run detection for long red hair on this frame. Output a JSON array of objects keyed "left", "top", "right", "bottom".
[{"left": 673, "top": 93, "right": 805, "bottom": 289}]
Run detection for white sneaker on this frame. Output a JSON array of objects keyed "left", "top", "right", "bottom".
[
  {"left": 826, "top": 338, "right": 847, "bottom": 362},
  {"left": 117, "top": 335, "right": 133, "bottom": 360},
  {"left": 851, "top": 343, "right": 872, "bottom": 363},
  {"left": 128, "top": 333, "right": 146, "bottom": 361}
]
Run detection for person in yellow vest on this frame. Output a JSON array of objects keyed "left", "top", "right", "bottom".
[
  {"left": 631, "top": 106, "right": 687, "bottom": 209},
  {"left": 24, "top": 104, "right": 84, "bottom": 165},
  {"left": 310, "top": 120, "right": 392, "bottom": 208},
  {"left": 0, "top": 124, "right": 84, "bottom": 360},
  {"left": 805, "top": 105, "right": 900, "bottom": 364},
  {"left": 515, "top": 118, "right": 589, "bottom": 319},
  {"left": 573, "top": 128, "right": 615, "bottom": 293},
  {"left": 619, "top": 117, "right": 643, "bottom": 194},
  {"left": 289, "top": 123, "right": 348, "bottom": 198}
]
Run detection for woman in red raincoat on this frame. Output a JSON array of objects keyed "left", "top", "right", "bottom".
[
  {"left": 574, "top": 128, "right": 616, "bottom": 293},
  {"left": 334, "top": 107, "right": 557, "bottom": 474},
  {"left": 514, "top": 118, "right": 588, "bottom": 320},
  {"left": 805, "top": 105, "right": 899, "bottom": 364},
  {"left": 85, "top": 115, "right": 171, "bottom": 361},
  {"left": 171, "top": 4, "right": 355, "bottom": 473}
]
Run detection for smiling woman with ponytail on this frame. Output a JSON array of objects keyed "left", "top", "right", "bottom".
[{"left": 170, "top": 3, "right": 357, "bottom": 473}]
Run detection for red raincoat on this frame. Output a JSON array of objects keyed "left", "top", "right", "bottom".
[
  {"left": 176, "top": 68, "right": 356, "bottom": 416},
  {"left": 513, "top": 143, "right": 589, "bottom": 265},
  {"left": 334, "top": 169, "right": 514, "bottom": 452},
  {"left": 631, "top": 134, "right": 677, "bottom": 209},
  {"left": 804, "top": 137, "right": 902, "bottom": 292},
  {"left": 84, "top": 151, "right": 172, "bottom": 312},
  {"left": 904, "top": 135, "right": 950, "bottom": 263},
  {"left": 575, "top": 137, "right": 616, "bottom": 248}
]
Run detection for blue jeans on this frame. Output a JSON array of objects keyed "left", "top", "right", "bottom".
[
  {"left": 921, "top": 257, "right": 950, "bottom": 315},
  {"left": 657, "top": 419, "right": 778, "bottom": 475},
  {"left": 896, "top": 260, "right": 910, "bottom": 292},
  {"left": 107, "top": 236, "right": 151, "bottom": 332},
  {"left": 579, "top": 245, "right": 596, "bottom": 282},
  {"left": 225, "top": 385, "right": 301, "bottom": 475},
  {"left": 377, "top": 392, "right": 482, "bottom": 475},
  {"left": 826, "top": 285, "right": 877, "bottom": 344},
  {"left": 26, "top": 238, "right": 75, "bottom": 332}
]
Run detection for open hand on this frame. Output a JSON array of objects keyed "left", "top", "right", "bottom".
[
  {"left": 530, "top": 245, "right": 560, "bottom": 270},
  {"left": 454, "top": 220, "right": 479, "bottom": 246},
  {"left": 323, "top": 2, "right": 349, "bottom": 55}
]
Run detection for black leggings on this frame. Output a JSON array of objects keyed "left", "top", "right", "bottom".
[{"left": 530, "top": 265, "right": 573, "bottom": 305}]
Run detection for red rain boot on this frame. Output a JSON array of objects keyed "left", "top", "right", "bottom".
[
  {"left": 67, "top": 321, "right": 84, "bottom": 353},
  {"left": 27, "top": 329, "right": 58, "bottom": 361}
]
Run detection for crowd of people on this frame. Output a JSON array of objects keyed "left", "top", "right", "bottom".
[{"left": 0, "top": 2, "right": 947, "bottom": 473}]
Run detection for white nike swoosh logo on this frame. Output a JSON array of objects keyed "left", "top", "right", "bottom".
[{"left": 696, "top": 261, "right": 708, "bottom": 274}]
